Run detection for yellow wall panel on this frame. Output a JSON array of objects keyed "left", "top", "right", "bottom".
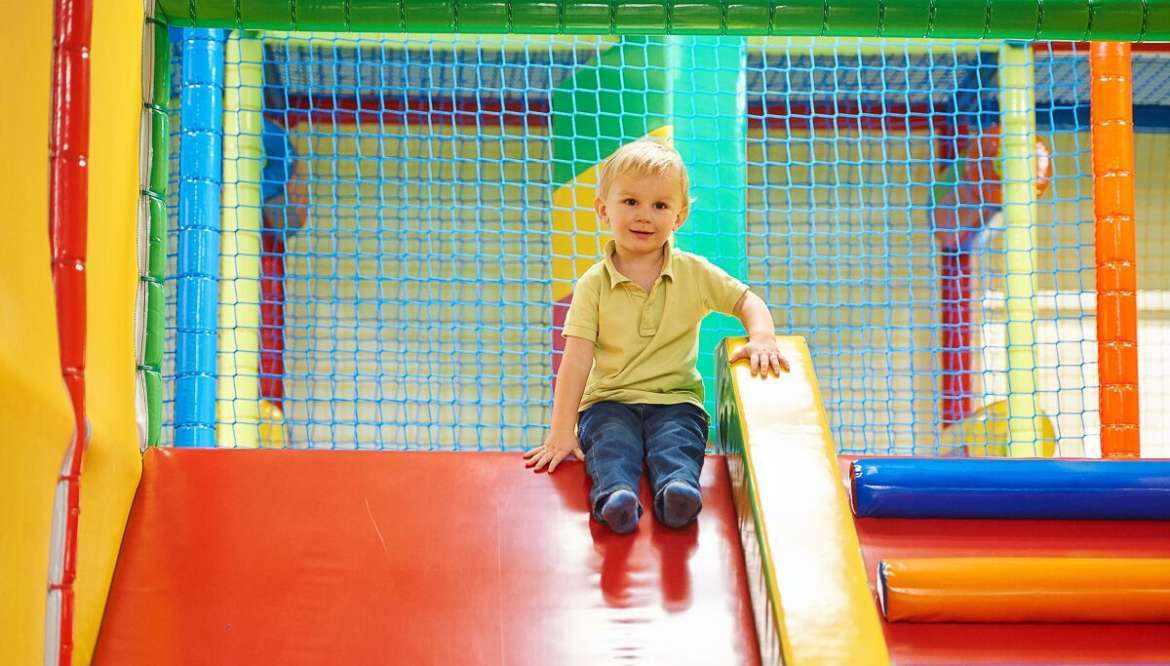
[
  {"left": 74, "top": 3, "right": 146, "bottom": 664},
  {"left": 0, "top": 3, "right": 74, "bottom": 664}
]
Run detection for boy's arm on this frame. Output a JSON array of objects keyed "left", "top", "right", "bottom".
[
  {"left": 524, "top": 335, "right": 594, "bottom": 473},
  {"left": 729, "top": 290, "right": 790, "bottom": 376}
]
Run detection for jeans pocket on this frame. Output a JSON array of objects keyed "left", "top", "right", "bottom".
[
  {"left": 575, "top": 405, "right": 601, "bottom": 452},
  {"left": 686, "top": 403, "right": 710, "bottom": 433}
]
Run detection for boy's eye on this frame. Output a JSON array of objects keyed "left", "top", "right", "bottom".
[
  {"left": 654, "top": 202, "right": 669, "bottom": 210},
  {"left": 622, "top": 198, "right": 637, "bottom": 206}
]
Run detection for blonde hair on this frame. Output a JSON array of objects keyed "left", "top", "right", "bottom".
[{"left": 597, "top": 138, "right": 690, "bottom": 210}]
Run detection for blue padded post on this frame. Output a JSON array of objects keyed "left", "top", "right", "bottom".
[
  {"left": 851, "top": 458, "right": 1170, "bottom": 520},
  {"left": 174, "top": 28, "right": 226, "bottom": 447}
]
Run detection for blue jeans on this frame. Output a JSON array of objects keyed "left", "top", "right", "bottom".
[{"left": 577, "top": 401, "right": 708, "bottom": 522}]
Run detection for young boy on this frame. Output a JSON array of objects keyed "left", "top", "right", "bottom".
[{"left": 524, "top": 139, "right": 789, "bottom": 534}]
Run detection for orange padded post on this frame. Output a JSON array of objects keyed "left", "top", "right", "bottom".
[
  {"left": 880, "top": 557, "right": 1170, "bottom": 623},
  {"left": 1091, "top": 42, "right": 1140, "bottom": 458}
]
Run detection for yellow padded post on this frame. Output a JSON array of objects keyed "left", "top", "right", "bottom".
[{"left": 217, "top": 32, "right": 264, "bottom": 448}]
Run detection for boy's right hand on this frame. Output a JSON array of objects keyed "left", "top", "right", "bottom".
[{"left": 524, "top": 431, "right": 585, "bottom": 474}]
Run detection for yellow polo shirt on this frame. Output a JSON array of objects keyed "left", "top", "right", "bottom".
[{"left": 563, "top": 240, "right": 749, "bottom": 412}]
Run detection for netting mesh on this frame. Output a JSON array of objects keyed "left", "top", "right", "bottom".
[
  {"left": 745, "top": 44, "right": 986, "bottom": 453},
  {"left": 281, "top": 128, "right": 550, "bottom": 448},
  {"left": 163, "top": 34, "right": 1170, "bottom": 456},
  {"left": 1134, "top": 128, "right": 1170, "bottom": 457}
]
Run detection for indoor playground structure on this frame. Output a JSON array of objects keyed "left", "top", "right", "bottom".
[{"left": 8, "top": 1, "right": 1170, "bottom": 665}]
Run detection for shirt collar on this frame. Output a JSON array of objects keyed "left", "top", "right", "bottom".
[{"left": 602, "top": 238, "right": 676, "bottom": 288}]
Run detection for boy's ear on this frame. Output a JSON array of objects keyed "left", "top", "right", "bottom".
[
  {"left": 673, "top": 205, "right": 689, "bottom": 230},
  {"left": 594, "top": 196, "right": 607, "bottom": 221}
]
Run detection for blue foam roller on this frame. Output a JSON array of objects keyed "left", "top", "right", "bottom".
[{"left": 851, "top": 458, "right": 1170, "bottom": 520}]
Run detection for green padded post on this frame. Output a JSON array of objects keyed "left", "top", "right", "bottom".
[
  {"left": 669, "top": 36, "right": 748, "bottom": 423},
  {"left": 142, "top": 18, "right": 171, "bottom": 446},
  {"left": 155, "top": 0, "right": 1167, "bottom": 41}
]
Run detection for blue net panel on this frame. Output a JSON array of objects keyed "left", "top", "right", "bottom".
[{"left": 163, "top": 34, "right": 1170, "bottom": 456}]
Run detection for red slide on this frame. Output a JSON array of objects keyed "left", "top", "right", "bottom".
[
  {"left": 95, "top": 449, "right": 761, "bottom": 665},
  {"left": 96, "top": 449, "right": 1170, "bottom": 664}
]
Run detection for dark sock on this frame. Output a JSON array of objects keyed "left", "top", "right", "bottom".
[
  {"left": 599, "top": 488, "right": 641, "bottom": 534},
  {"left": 660, "top": 481, "right": 702, "bottom": 528}
]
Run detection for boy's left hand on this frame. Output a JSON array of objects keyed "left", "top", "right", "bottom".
[{"left": 729, "top": 338, "right": 790, "bottom": 377}]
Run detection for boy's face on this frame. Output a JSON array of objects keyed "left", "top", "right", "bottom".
[{"left": 595, "top": 172, "right": 688, "bottom": 258}]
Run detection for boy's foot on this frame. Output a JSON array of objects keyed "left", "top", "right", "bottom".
[
  {"left": 599, "top": 489, "right": 641, "bottom": 534},
  {"left": 660, "top": 481, "right": 702, "bottom": 528}
]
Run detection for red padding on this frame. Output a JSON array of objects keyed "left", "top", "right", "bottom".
[
  {"left": 49, "top": 0, "right": 92, "bottom": 661},
  {"left": 840, "top": 456, "right": 1170, "bottom": 664}
]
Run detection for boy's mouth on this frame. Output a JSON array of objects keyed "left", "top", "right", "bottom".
[{"left": 629, "top": 230, "right": 655, "bottom": 238}]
